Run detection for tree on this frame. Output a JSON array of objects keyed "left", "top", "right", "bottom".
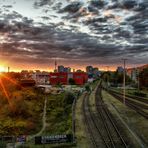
[
  {"left": 139, "top": 68, "right": 148, "bottom": 88},
  {"left": 101, "top": 72, "right": 110, "bottom": 82},
  {"left": 85, "top": 84, "right": 91, "bottom": 92},
  {"left": 63, "top": 92, "right": 75, "bottom": 106},
  {"left": 68, "top": 78, "right": 75, "bottom": 85},
  {"left": 102, "top": 71, "right": 132, "bottom": 85}
]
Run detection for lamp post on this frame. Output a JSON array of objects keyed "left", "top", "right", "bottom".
[{"left": 122, "top": 59, "right": 127, "bottom": 105}]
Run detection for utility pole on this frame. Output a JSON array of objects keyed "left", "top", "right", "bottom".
[
  {"left": 137, "top": 69, "right": 140, "bottom": 92},
  {"left": 106, "top": 66, "right": 109, "bottom": 88},
  {"left": 122, "top": 59, "right": 127, "bottom": 105},
  {"left": 106, "top": 66, "right": 109, "bottom": 72}
]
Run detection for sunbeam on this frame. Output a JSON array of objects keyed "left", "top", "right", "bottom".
[{"left": 0, "top": 78, "right": 12, "bottom": 108}]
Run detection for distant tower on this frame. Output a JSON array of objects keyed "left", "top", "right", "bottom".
[
  {"left": 54, "top": 59, "right": 57, "bottom": 72},
  {"left": 8, "top": 67, "right": 10, "bottom": 73}
]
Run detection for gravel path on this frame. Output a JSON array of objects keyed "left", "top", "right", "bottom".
[{"left": 29, "top": 96, "right": 47, "bottom": 138}]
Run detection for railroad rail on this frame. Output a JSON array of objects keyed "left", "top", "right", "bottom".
[
  {"left": 82, "top": 93, "right": 109, "bottom": 148},
  {"left": 82, "top": 84, "right": 129, "bottom": 147},
  {"left": 106, "top": 90, "right": 148, "bottom": 119},
  {"left": 95, "top": 86, "right": 128, "bottom": 148},
  {"left": 108, "top": 89, "right": 148, "bottom": 104}
]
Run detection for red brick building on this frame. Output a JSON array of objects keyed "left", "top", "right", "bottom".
[
  {"left": 49, "top": 72, "right": 88, "bottom": 85},
  {"left": 50, "top": 72, "right": 68, "bottom": 85},
  {"left": 73, "top": 72, "right": 88, "bottom": 85}
]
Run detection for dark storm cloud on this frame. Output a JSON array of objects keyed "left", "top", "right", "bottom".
[
  {"left": 0, "top": 0, "right": 148, "bottom": 66},
  {"left": 0, "top": 21, "right": 147, "bottom": 65},
  {"left": 59, "top": 1, "right": 82, "bottom": 13},
  {"left": 34, "top": 0, "right": 55, "bottom": 8}
]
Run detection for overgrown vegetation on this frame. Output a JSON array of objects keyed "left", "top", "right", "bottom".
[
  {"left": 132, "top": 91, "right": 147, "bottom": 97},
  {"left": 0, "top": 73, "right": 79, "bottom": 141},
  {"left": 102, "top": 71, "right": 132, "bottom": 86},
  {"left": 139, "top": 68, "right": 148, "bottom": 88},
  {"left": 45, "top": 92, "right": 75, "bottom": 135},
  {"left": 0, "top": 75, "right": 44, "bottom": 135}
]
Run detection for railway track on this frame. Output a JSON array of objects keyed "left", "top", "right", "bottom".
[
  {"left": 82, "top": 86, "right": 128, "bottom": 147},
  {"left": 108, "top": 89, "right": 148, "bottom": 104},
  {"left": 107, "top": 89, "right": 148, "bottom": 110},
  {"left": 82, "top": 93, "right": 109, "bottom": 148},
  {"left": 107, "top": 90, "right": 148, "bottom": 119},
  {"left": 95, "top": 86, "right": 128, "bottom": 148}
]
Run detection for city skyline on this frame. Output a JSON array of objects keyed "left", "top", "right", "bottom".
[
  {"left": 0, "top": 0, "right": 148, "bottom": 71},
  {"left": 0, "top": 63, "right": 147, "bottom": 73}
]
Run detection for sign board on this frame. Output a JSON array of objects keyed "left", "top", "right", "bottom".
[
  {"left": 1, "top": 136, "right": 14, "bottom": 142},
  {"left": 16, "top": 135, "right": 26, "bottom": 142},
  {"left": 35, "top": 134, "right": 73, "bottom": 144}
]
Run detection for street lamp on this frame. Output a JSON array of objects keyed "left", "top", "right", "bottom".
[{"left": 122, "top": 59, "right": 127, "bottom": 105}]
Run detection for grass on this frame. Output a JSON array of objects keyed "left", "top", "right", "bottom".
[
  {"left": 75, "top": 94, "right": 89, "bottom": 148},
  {"left": 102, "top": 90, "right": 148, "bottom": 147},
  {"left": 43, "top": 92, "right": 73, "bottom": 135},
  {"left": 0, "top": 84, "right": 76, "bottom": 147},
  {"left": 0, "top": 88, "right": 44, "bottom": 136},
  {"left": 15, "top": 91, "right": 76, "bottom": 147},
  {"left": 74, "top": 80, "right": 100, "bottom": 148},
  {"left": 90, "top": 80, "right": 99, "bottom": 91},
  {"left": 17, "top": 90, "right": 89, "bottom": 148},
  {"left": 111, "top": 87, "right": 148, "bottom": 99}
]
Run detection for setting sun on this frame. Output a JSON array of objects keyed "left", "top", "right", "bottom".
[{"left": 0, "top": 66, "right": 5, "bottom": 72}]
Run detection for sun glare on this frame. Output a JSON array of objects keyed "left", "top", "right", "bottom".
[{"left": 0, "top": 66, "right": 5, "bottom": 72}]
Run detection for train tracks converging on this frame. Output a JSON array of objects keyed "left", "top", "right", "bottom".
[
  {"left": 108, "top": 89, "right": 148, "bottom": 105},
  {"left": 83, "top": 94, "right": 107, "bottom": 148},
  {"left": 95, "top": 86, "right": 128, "bottom": 148},
  {"left": 82, "top": 84, "right": 129, "bottom": 148},
  {"left": 106, "top": 89, "right": 148, "bottom": 119}
]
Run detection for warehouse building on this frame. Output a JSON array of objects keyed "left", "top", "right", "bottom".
[{"left": 49, "top": 72, "right": 88, "bottom": 85}]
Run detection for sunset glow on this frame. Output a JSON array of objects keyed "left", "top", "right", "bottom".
[
  {"left": 0, "top": 66, "right": 5, "bottom": 72},
  {"left": 0, "top": 0, "right": 147, "bottom": 71},
  {"left": 0, "top": 77, "right": 12, "bottom": 108}
]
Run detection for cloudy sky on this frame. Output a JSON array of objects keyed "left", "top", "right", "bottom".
[{"left": 0, "top": 0, "right": 148, "bottom": 71}]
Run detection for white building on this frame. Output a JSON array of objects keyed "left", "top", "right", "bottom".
[{"left": 32, "top": 72, "right": 50, "bottom": 84}]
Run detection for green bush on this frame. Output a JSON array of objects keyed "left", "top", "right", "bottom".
[
  {"left": 68, "top": 78, "right": 75, "bottom": 85},
  {"left": 85, "top": 85, "right": 91, "bottom": 92},
  {"left": 133, "top": 91, "right": 147, "bottom": 97},
  {"left": 63, "top": 92, "right": 75, "bottom": 106}
]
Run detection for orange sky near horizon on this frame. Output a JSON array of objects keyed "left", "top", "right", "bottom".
[
  {"left": 0, "top": 58, "right": 146, "bottom": 72},
  {"left": 0, "top": 61, "right": 117, "bottom": 72},
  {"left": 0, "top": 61, "right": 144, "bottom": 73}
]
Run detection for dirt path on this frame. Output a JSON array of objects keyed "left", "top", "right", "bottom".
[{"left": 28, "top": 96, "right": 47, "bottom": 139}]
